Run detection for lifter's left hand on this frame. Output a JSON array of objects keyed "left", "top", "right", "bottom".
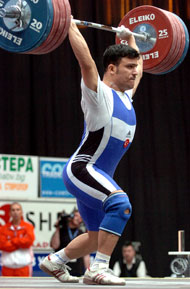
[{"left": 116, "top": 25, "right": 133, "bottom": 40}]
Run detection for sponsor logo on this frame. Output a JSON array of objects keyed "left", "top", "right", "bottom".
[{"left": 129, "top": 14, "right": 155, "bottom": 25}]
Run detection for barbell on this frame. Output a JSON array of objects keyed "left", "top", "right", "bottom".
[{"left": 0, "top": 0, "right": 189, "bottom": 75}]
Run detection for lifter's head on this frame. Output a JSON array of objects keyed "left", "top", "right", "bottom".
[
  {"left": 103, "top": 44, "right": 140, "bottom": 72},
  {"left": 102, "top": 44, "right": 140, "bottom": 92}
]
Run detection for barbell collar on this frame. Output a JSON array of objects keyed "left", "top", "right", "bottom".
[
  {"left": 0, "top": 0, "right": 32, "bottom": 32},
  {"left": 73, "top": 19, "right": 156, "bottom": 44},
  {"left": 0, "top": 5, "right": 21, "bottom": 19}
]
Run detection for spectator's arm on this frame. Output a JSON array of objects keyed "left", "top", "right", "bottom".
[
  {"left": 50, "top": 228, "right": 61, "bottom": 250},
  {"left": 136, "top": 260, "right": 148, "bottom": 277},
  {"left": 12, "top": 224, "right": 35, "bottom": 249},
  {"left": 0, "top": 234, "right": 18, "bottom": 252},
  {"left": 112, "top": 261, "right": 121, "bottom": 277},
  {"left": 0, "top": 226, "right": 20, "bottom": 252}
]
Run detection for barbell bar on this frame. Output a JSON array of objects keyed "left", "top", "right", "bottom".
[
  {"left": 0, "top": 0, "right": 189, "bottom": 75},
  {"left": 73, "top": 19, "right": 156, "bottom": 45}
]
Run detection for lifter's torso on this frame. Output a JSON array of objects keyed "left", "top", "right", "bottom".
[{"left": 71, "top": 78, "right": 136, "bottom": 177}]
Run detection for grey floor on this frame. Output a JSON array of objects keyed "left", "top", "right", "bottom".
[{"left": 0, "top": 277, "right": 190, "bottom": 289}]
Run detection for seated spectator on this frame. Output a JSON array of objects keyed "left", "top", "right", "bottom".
[
  {"left": 0, "top": 202, "right": 35, "bottom": 276},
  {"left": 112, "top": 241, "right": 149, "bottom": 277}
]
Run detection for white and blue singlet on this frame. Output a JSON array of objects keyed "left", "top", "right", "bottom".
[{"left": 63, "top": 77, "right": 136, "bottom": 231}]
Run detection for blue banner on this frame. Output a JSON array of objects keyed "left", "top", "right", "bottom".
[{"left": 40, "top": 158, "right": 74, "bottom": 198}]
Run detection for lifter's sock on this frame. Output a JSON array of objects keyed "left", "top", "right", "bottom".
[
  {"left": 50, "top": 248, "right": 71, "bottom": 264},
  {"left": 91, "top": 251, "right": 110, "bottom": 270}
]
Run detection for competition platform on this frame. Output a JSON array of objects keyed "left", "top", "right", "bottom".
[{"left": 0, "top": 277, "right": 190, "bottom": 289}]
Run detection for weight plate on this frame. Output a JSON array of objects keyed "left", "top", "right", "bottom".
[
  {"left": 150, "top": 10, "right": 184, "bottom": 74},
  {"left": 35, "top": 0, "right": 70, "bottom": 54},
  {"left": 172, "top": 15, "right": 189, "bottom": 68},
  {"left": 30, "top": 0, "right": 54, "bottom": 51},
  {"left": 29, "top": 0, "right": 61, "bottom": 54},
  {"left": 58, "top": 0, "right": 71, "bottom": 45},
  {"left": 0, "top": 0, "right": 54, "bottom": 53},
  {"left": 152, "top": 13, "right": 186, "bottom": 74},
  {"left": 149, "top": 10, "right": 181, "bottom": 74},
  {"left": 159, "top": 14, "right": 189, "bottom": 74},
  {"left": 41, "top": 0, "right": 67, "bottom": 54},
  {"left": 115, "top": 5, "right": 174, "bottom": 71}
]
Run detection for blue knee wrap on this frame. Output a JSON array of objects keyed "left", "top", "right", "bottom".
[{"left": 99, "top": 192, "right": 132, "bottom": 236}]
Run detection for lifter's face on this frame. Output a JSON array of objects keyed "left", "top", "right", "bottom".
[{"left": 111, "top": 57, "right": 138, "bottom": 92}]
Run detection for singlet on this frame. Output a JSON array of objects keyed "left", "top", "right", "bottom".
[{"left": 72, "top": 77, "right": 136, "bottom": 177}]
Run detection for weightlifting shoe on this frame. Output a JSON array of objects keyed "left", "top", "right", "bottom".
[
  {"left": 40, "top": 255, "right": 79, "bottom": 283},
  {"left": 83, "top": 264, "right": 126, "bottom": 285}
]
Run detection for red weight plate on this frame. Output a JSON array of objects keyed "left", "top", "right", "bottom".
[
  {"left": 50, "top": 0, "right": 71, "bottom": 52},
  {"left": 163, "top": 13, "right": 186, "bottom": 72},
  {"left": 150, "top": 11, "right": 179, "bottom": 73},
  {"left": 148, "top": 10, "right": 180, "bottom": 74},
  {"left": 149, "top": 10, "right": 183, "bottom": 74},
  {"left": 158, "top": 12, "right": 185, "bottom": 72},
  {"left": 151, "top": 12, "right": 186, "bottom": 74},
  {"left": 115, "top": 5, "right": 174, "bottom": 71},
  {"left": 47, "top": 0, "right": 68, "bottom": 53},
  {"left": 31, "top": 0, "right": 61, "bottom": 54},
  {"left": 59, "top": 0, "right": 71, "bottom": 45},
  {"left": 41, "top": 0, "right": 71, "bottom": 54},
  {"left": 37, "top": 0, "right": 65, "bottom": 54}
]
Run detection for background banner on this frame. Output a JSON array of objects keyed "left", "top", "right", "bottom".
[
  {"left": 0, "top": 200, "right": 77, "bottom": 249},
  {"left": 0, "top": 154, "right": 38, "bottom": 200},
  {"left": 40, "top": 157, "right": 74, "bottom": 198}
]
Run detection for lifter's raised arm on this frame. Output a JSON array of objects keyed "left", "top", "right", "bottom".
[
  {"left": 117, "top": 26, "right": 143, "bottom": 96},
  {"left": 125, "top": 30, "right": 143, "bottom": 96},
  {"left": 68, "top": 17, "right": 98, "bottom": 92}
]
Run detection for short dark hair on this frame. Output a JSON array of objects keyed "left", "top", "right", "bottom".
[
  {"left": 103, "top": 44, "right": 140, "bottom": 72},
  {"left": 123, "top": 241, "right": 135, "bottom": 248}
]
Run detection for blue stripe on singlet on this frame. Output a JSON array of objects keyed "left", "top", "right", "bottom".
[{"left": 94, "top": 90, "right": 136, "bottom": 176}]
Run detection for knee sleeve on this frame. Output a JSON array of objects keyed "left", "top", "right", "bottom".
[{"left": 99, "top": 192, "right": 132, "bottom": 236}]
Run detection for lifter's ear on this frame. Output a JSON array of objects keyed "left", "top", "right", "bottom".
[{"left": 107, "top": 63, "right": 117, "bottom": 75}]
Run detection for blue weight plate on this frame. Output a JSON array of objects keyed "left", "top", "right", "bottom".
[
  {"left": 0, "top": 0, "right": 54, "bottom": 53},
  {"left": 159, "top": 14, "right": 189, "bottom": 74},
  {"left": 27, "top": 0, "right": 54, "bottom": 52},
  {"left": 27, "top": 0, "right": 59, "bottom": 54}
]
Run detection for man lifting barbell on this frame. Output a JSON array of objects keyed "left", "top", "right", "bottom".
[{"left": 40, "top": 16, "right": 143, "bottom": 286}]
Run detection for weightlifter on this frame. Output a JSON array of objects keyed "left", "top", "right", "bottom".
[{"left": 40, "top": 18, "right": 143, "bottom": 285}]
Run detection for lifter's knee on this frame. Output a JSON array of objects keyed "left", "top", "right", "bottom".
[{"left": 99, "top": 192, "right": 132, "bottom": 236}]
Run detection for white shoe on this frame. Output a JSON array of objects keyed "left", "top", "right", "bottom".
[
  {"left": 40, "top": 255, "right": 79, "bottom": 283},
  {"left": 83, "top": 265, "right": 126, "bottom": 285}
]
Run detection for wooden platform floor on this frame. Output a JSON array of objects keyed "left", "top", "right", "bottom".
[{"left": 0, "top": 277, "right": 190, "bottom": 289}]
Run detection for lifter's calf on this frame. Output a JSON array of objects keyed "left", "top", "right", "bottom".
[{"left": 64, "top": 231, "right": 98, "bottom": 259}]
